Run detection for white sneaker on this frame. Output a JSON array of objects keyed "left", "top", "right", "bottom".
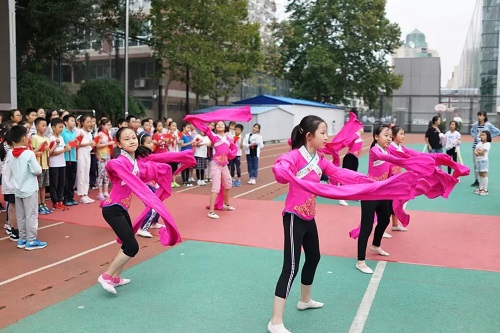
[
  {"left": 98, "top": 275, "right": 117, "bottom": 294},
  {"left": 391, "top": 225, "right": 407, "bottom": 232},
  {"left": 80, "top": 196, "right": 93, "bottom": 204},
  {"left": 339, "top": 200, "right": 348, "bottom": 206},
  {"left": 137, "top": 229, "right": 153, "bottom": 238},
  {"left": 382, "top": 232, "right": 392, "bottom": 239},
  {"left": 268, "top": 321, "right": 291, "bottom": 333},
  {"left": 150, "top": 223, "right": 164, "bottom": 229},
  {"left": 247, "top": 179, "right": 253, "bottom": 184},
  {"left": 297, "top": 299, "right": 324, "bottom": 310},
  {"left": 197, "top": 180, "right": 202, "bottom": 186},
  {"left": 356, "top": 262, "right": 373, "bottom": 274},
  {"left": 200, "top": 180, "right": 206, "bottom": 186},
  {"left": 207, "top": 212, "right": 219, "bottom": 219},
  {"left": 370, "top": 245, "right": 390, "bottom": 256},
  {"left": 223, "top": 204, "right": 236, "bottom": 211},
  {"left": 189, "top": 177, "right": 196, "bottom": 182},
  {"left": 113, "top": 278, "right": 131, "bottom": 287}
]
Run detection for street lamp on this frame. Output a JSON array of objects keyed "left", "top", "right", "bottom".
[{"left": 124, "top": 0, "right": 129, "bottom": 117}]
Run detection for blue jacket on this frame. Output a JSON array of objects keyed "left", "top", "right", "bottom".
[{"left": 470, "top": 121, "right": 500, "bottom": 146}]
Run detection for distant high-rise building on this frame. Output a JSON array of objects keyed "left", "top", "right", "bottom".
[
  {"left": 456, "top": 0, "right": 500, "bottom": 116},
  {"left": 393, "top": 29, "right": 440, "bottom": 59}
]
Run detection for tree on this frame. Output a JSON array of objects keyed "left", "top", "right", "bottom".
[
  {"left": 150, "top": 0, "right": 261, "bottom": 110},
  {"left": 75, "top": 79, "right": 145, "bottom": 123},
  {"left": 16, "top": 0, "right": 144, "bottom": 73},
  {"left": 17, "top": 73, "right": 75, "bottom": 109},
  {"left": 275, "top": 0, "right": 403, "bottom": 107}
]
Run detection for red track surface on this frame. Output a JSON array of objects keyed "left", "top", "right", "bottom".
[{"left": 0, "top": 133, "right": 487, "bottom": 328}]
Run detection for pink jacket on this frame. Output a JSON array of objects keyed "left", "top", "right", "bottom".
[
  {"left": 105, "top": 151, "right": 195, "bottom": 246},
  {"left": 273, "top": 146, "right": 418, "bottom": 220},
  {"left": 204, "top": 129, "right": 238, "bottom": 166}
]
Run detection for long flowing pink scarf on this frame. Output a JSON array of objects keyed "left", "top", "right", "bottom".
[
  {"left": 273, "top": 153, "right": 419, "bottom": 201},
  {"left": 184, "top": 106, "right": 252, "bottom": 133},
  {"left": 184, "top": 106, "right": 252, "bottom": 210},
  {"left": 349, "top": 145, "right": 470, "bottom": 238},
  {"left": 113, "top": 151, "right": 196, "bottom": 246},
  {"left": 321, "top": 112, "right": 363, "bottom": 166}
]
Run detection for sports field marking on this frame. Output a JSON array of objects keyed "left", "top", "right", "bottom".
[
  {"left": 176, "top": 164, "right": 275, "bottom": 193},
  {"left": 348, "top": 261, "right": 387, "bottom": 333},
  {"left": 0, "top": 240, "right": 115, "bottom": 287},
  {"left": 233, "top": 181, "right": 278, "bottom": 198},
  {"left": 0, "top": 222, "right": 65, "bottom": 242}
]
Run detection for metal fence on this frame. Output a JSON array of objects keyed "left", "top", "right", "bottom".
[{"left": 370, "top": 94, "right": 500, "bottom": 133}]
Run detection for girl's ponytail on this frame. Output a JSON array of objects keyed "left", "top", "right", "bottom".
[{"left": 290, "top": 124, "right": 305, "bottom": 150}]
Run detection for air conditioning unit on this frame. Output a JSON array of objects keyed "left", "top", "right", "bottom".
[{"left": 134, "top": 79, "right": 146, "bottom": 88}]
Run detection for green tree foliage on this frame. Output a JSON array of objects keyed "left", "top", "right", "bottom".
[
  {"left": 18, "top": 73, "right": 75, "bottom": 109},
  {"left": 275, "top": 0, "right": 403, "bottom": 107},
  {"left": 150, "top": 0, "right": 261, "bottom": 108},
  {"left": 16, "top": 0, "right": 144, "bottom": 72},
  {"left": 75, "top": 79, "right": 145, "bottom": 123}
]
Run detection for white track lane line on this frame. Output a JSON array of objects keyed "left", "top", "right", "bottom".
[
  {"left": 232, "top": 181, "right": 278, "bottom": 198},
  {"left": 0, "top": 240, "right": 116, "bottom": 286},
  {"left": 0, "top": 222, "right": 65, "bottom": 241},
  {"left": 348, "top": 261, "right": 387, "bottom": 333}
]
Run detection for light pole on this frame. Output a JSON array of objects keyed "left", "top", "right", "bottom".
[{"left": 124, "top": 0, "right": 129, "bottom": 117}]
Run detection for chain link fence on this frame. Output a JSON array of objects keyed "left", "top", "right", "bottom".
[{"left": 369, "top": 94, "right": 500, "bottom": 133}]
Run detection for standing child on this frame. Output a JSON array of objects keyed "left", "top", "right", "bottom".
[
  {"left": 61, "top": 115, "right": 79, "bottom": 206},
  {"left": 204, "top": 121, "right": 236, "bottom": 219},
  {"left": 179, "top": 122, "right": 194, "bottom": 187},
  {"left": 193, "top": 130, "right": 211, "bottom": 186},
  {"left": 229, "top": 124, "right": 244, "bottom": 187},
  {"left": 444, "top": 120, "right": 461, "bottom": 175},
  {"left": 357, "top": 126, "right": 398, "bottom": 274},
  {"left": 268, "top": 117, "right": 419, "bottom": 333},
  {"left": 474, "top": 130, "right": 492, "bottom": 196},
  {"left": 95, "top": 119, "right": 115, "bottom": 201},
  {"left": 76, "top": 115, "right": 96, "bottom": 204},
  {"left": 5, "top": 125, "right": 45, "bottom": 250},
  {"left": 31, "top": 117, "right": 53, "bottom": 214},
  {"left": 49, "top": 118, "right": 71, "bottom": 211},
  {"left": 470, "top": 111, "right": 500, "bottom": 186},
  {"left": 243, "top": 123, "right": 264, "bottom": 184},
  {"left": 1, "top": 123, "right": 18, "bottom": 241}
]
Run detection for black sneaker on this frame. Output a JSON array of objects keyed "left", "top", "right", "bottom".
[
  {"left": 471, "top": 180, "right": 479, "bottom": 187},
  {"left": 63, "top": 200, "right": 74, "bottom": 206},
  {"left": 9, "top": 228, "right": 19, "bottom": 241}
]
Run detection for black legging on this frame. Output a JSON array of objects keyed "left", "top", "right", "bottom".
[
  {"left": 196, "top": 169, "right": 205, "bottom": 180},
  {"left": 181, "top": 168, "right": 190, "bottom": 183},
  {"left": 342, "top": 153, "right": 359, "bottom": 171},
  {"left": 357, "top": 200, "right": 391, "bottom": 260},
  {"left": 446, "top": 148, "right": 457, "bottom": 174},
  {"left": 102, "top": 205, "right": 139, "bottom": 257},
  {"left": 274, "top": 213, "right": 321, "bottom": 299}
]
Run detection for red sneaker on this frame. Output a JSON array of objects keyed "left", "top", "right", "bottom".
[{"left": 58, "top": 202, "right": 69, "bottom": 210}]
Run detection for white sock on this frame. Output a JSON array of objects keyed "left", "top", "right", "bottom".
[
  {"left": 478, "top": 177, "right": 484, "bottom": 190},
  {"left": 482, "top": 177, "right": 488, "bottom": 192}
]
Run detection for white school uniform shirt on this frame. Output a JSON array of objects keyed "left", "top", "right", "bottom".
[
  {"left": 243, "top": 132, "right": 264, "bottom": 158},
  {"left": 444, "top": 131, "right": 461, "bottom": 150},
  {"left": 49, "top": 134, "right": 67, "bottom": 167},
  {"left": 476, "top": 142, "right": 491, "bottom": 161},
  {"left": 193, "top": 134, "right": 210, "bottom": 158}
]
